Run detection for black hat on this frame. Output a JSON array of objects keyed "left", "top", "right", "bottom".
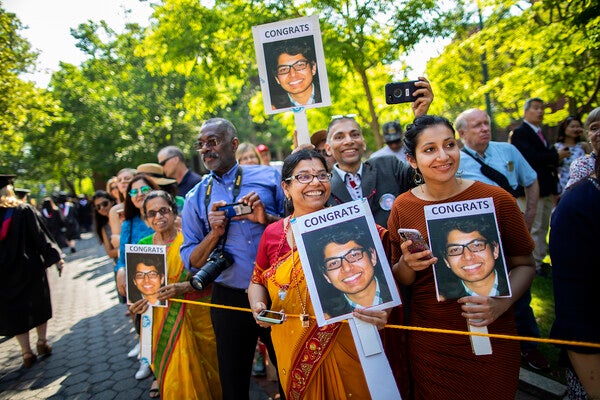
[
  {"left": 14, "top": 188, "right": 31, "bottom": 198},
  {"left": 382, "top": 121, "right": 402, "bottom": 143},
  {"left": 0, "top": 174, "right": 16, "bottom": 190}
]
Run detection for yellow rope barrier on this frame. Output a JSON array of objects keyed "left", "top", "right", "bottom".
[{"left": 171, "top": 298, "right": 600, "bottom": 349}]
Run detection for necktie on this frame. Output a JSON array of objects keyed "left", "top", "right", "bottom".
[
  {"left": 536, "top": 128, "right": 546, "bottom": 146},
  {"left": 345, "top": 173, "right": 362, "bottom": 200}
]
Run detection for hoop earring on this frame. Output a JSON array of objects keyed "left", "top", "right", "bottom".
[{"left": 413, "top": 170, "right": 424, "bottom": 185}]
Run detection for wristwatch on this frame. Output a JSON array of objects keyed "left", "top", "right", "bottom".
[{"left": 189, "top": 276, "right": 203, "bottom": 291}]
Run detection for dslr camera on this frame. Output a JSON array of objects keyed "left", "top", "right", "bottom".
[{"left": 190, "top": 248, "right": 233, "bottom": 291}]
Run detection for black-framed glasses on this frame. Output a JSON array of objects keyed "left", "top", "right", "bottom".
[
  {"left": 129, "top": 185, "right": 152, "bottom": 198},
  {"left": 158, "top": 156, "right": 176, "bottom": 166},
  {"left": 146, "top": 207, "right": 172, "bottom": 219},
  {"left": 276, "top": 59, "right": 310, "bottom": 75},
  {"left": 134, "top": 271, "right": 160, "bottom": 280},
  {"left": 324, "top": 248, "right": 366, "bottom": 272},
  {"left": 94, "top": 200, "right": 110, "bottom": 211},
  {"left": 445, "top": 239, "right": 489, "bottom": 257},
  {"left": 285, "top": 172, "right": 332, "bottom": 184},
  {"left": 193, "top": 137, "right": 222, "bottom": 151}
]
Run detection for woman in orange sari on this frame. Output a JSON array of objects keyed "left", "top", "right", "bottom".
[
  {"left": 130, "top": 190, "right": 221, "bottom": 399},
  {"left": 248, "top": 149, "right": 389, "bottom": 400}
]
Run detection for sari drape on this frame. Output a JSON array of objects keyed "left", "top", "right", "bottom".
[
  {"left": 142, "top": 232, "right": 221, "bottom": 400},
  {"left": 253, "top": 220, "right": 371, "bottom": 400}
]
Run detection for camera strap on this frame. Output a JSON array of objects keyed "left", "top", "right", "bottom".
[{"left": 203, "top": 166, "right": 243, "bottom": 249}]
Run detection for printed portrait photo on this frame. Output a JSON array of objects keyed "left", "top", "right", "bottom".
[
  {"left": 126, "top": 251, "right": 167, "bottom": 307},
  {"left": 428, "top": 214, "right": 511, "bottom": 301},
  {"left": 302, "top": 217, "right": 394, "bottom": 321}
]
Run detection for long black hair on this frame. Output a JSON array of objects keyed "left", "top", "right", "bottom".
[{"left": 91, "top": 190, "right": 116, "bottom": 245}]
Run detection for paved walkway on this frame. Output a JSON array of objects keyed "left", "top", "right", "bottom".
[
  {"left": 0, "top": 234, "right": 561, "bottom": 399},
  {"left": 0, "top": 234, "right": 273, "bottom": 400}
]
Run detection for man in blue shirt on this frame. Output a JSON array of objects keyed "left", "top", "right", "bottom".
[
  {"left": 157, "top": 145, "right": 203, "bottom": 197},
  {"left": 180, "top": 118, "right": 285, "bottom": 400}
]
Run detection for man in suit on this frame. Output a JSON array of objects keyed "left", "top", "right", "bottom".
[
  {"left": 510, "top": 98, "right": 569, "bottom": 370},
  {"left": 323, "top": 78, "right": 433, "bottom": 227}
]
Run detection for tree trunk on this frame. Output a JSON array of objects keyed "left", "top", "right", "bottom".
[{"left": 358, "top": 68, "right": 383, "bottom": 149}]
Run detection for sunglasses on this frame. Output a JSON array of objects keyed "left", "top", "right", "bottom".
[
  {"left": 146, "top": 207, "right": 172, "bottom": 219},
  {"left": 158, "top": 156, "right": 176, "bottom": 166},
  {"left": 94, "top": 200, "right": 111, "bottom": 211},
  {"left": 330, "top": 114, "right": 357, "bottom": 120},
  {"left": 129, "top": 185, "right": 152, "bottom": 198}
]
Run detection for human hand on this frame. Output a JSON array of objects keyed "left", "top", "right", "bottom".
[
  {"left": 558, "top": 148, "right": 571, "bottom": 161},
  {"left": 457, "top": 296, "right": 511, "bottom": 327},
  {"left": 251, "top": 301, "right": 272, "bottom": 328},
  {"left": 116, "top": 268, "right": 127, "bottom": 296},
  {"left": 56, "top": 259, "right": 65, "bottom": 277},
  {"left": 353, "top": 307, "right": 390, "bottom": 330},
  {"left": 234, "top": 192, "right": 268, "bottom": 225},
  {"left": 412, "top": 77, "right": 434, "bottom": 118},
  {"left": 157, "top": 282, "right": 192, "bottom": 301},
  {"left": 129, "top": 298, "right": 149, "bottom": 315},
  {"left": 208, "top": 201, "right": 229, "bottom": 236},
  {"left": 399, "top": 239, "right": 437, "bottom": 272}
]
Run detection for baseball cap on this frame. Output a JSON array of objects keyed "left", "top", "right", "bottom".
[
  {"left": 310, "top": 130, "right": 327, "bottom": 146},
  {"left": 382, "top": 121, "right": 402, "bottom": 143},
  {"left": 256, "top": 144, "right": 269, "bottom": 153}
]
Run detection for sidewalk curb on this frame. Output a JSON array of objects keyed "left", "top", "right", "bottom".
[{"left": 519, "top": 368, "right": 567, "bottom": 400}]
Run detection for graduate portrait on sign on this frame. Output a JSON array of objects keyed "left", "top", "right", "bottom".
[
  {"left": 252, "top": 15, "right": 331, "bottom": 115},
  {"left": 425, "top": 198, "right": 512, "bottom": 302},
  {"left": 291, "top": 199, "right": 400, "bottom": 326},
  {"left": 125, "top": 244, "right": 168, "bottom": 307}
]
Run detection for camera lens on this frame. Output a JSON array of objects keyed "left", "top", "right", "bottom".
[
  {"left": 393, "top": 88, "right": 402, "bottom": 98},
  {"left": 191, "top": 249, "right": 233, "bottom": 290}
]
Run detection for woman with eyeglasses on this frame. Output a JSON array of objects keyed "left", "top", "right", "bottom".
[
  {"left": 248, "top": 149, "right": 389, "bottom": 399},
  {"left": 91, "top": 191, "right": 123, "bottom": 303},
  {"left": 109, "top": 168, "right": 137, "bottom": 250},
  {"left": 128, "top": 190, "right": 221, "bottom": 399},
  {"left": 115, "top": 173, "right": 159, "bottom": 381},
  {"left": 566, "top": 107, "right": 600, "bottom": 189},
  {"left": 387, "top": 116, "right": 535, "bottom": 400},
  {"left": 554, "top": 115, "right": 591, "bottom": 197}
]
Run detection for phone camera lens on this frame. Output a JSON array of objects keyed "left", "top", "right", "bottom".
[{"left": 393, "top": 88, "right": 402, "bottom": 98}]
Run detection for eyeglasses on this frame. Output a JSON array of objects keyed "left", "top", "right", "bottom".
[
  {"left": 129, "top": 185, "right": 152, "bottom": 198},
  {"left": 324, "top": 248, "right": 366, "bottom": 272},
  {"left": 276, "top": 59, "right": 310, "bottom": 75},
  {"left": 146, "top": 207, "right": 172, "bottom": 219},
  {"left": 94, "top": 200, "right": 110, "bottom": 211},
  {"left": 445, "top": 239, "right": 489, "bottom": 256},
  {"left": 285, "top": 172, "right": 332, "bottom": 184},
  {"left": 118, "top": 175, "right": 133, "bottom": 183},
  {"left": 193, "top": 137, "right": 222, "bottom": 151},
  {"left": 158, "top": 156, "right": 176, "bottom": 166},
  {"left": 330, "top": 114, "right": 357, "bottom": 120},
  {"left": 134, "top": 271, "right": 160, "bottom": 280}
]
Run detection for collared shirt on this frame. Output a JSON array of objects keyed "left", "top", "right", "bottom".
[
  {"left": 461, "top": 272, "right": 500, "bottom": 297},
  {"left": 524, "top": 120, "right": 546, "bottom": 146},
  {"left": 343, "top": 277, "right": 383, "bottom": 309},
  {"left": 178, "top": 169, "right": 203, "bottom": 197},
  {"left": 459, "top": 142, "right": 537, "bottom": 189},
  {"left": 369, "top": 144, "right": 407, "bottom": 162},
  {"left": 287, "top": 83, "right": 316, "bottom": 107},
  {"left": 180, "top": 163, "right": 285, "bottom": 289},
  {"left": 333, "top": 163, "right": 364, "bottom": 200}
]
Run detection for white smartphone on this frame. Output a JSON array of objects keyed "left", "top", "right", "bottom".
[
  {"left": 398, "top": 228, "right": 432, "bottom": 259},
  {"left": 256, "top": 310, "right": 285, "bottom": 324}
]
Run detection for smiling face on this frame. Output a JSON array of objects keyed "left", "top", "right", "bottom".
[
  {"left": 443, "top": 229, "right": 499, "bottom": 288},
  {"left": 407, "top": 124, "right": 460, "bottom": 185},
  {"left": 130, "top": 179, "right": 150, "bottom": 210},
  {"left": 275, "top": 52, "right": 316, "bottom": 101},
  {"left": 94, "top": 197, "right": 113, "bottom": 217},
  {"left": 323, "top": 240, "right": 377, "bottom": 305},
  {"left": 134, "top": 263, "right": 164, "bottom": 301},
  {"left": 282, "top": 158, "right": 330, "bottom": 217},
  {"left": 325, "top": 119, "right": 366, "bottom": 172},
  {"left": 144, "top": 196, "right": 175, "bottom": 234},
  {"left": 197, "top": 123, "right": 238, "bottom": 176}
]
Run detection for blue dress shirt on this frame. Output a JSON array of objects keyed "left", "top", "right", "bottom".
[{"left": 180, "top": 164, "right": 285, "bottom": 289}]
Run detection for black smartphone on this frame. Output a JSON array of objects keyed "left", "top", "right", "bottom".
[
  {"left": 385, "top": 80, "right": 420, "bottom": 104},
  {"left": 217, "top": 202, "right": 252, "bottom": 218},
  {"left": 257, "top": 310, "right": 285, "bottom": 324},
  {"left": 398, "top": 228, "right": 432, "bottom": 259}
]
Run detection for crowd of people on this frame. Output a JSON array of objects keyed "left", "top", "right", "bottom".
[{"left": 3, "top": 84, "right": 599, "bottom": 399}]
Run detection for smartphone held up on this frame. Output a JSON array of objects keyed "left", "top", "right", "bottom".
[{"left": 385, "top": 80, "right": 421, "bottom": 104}]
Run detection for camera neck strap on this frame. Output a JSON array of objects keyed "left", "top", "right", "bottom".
[{"left": 203, "top": 166, "right": 243, "bottom": 248}]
